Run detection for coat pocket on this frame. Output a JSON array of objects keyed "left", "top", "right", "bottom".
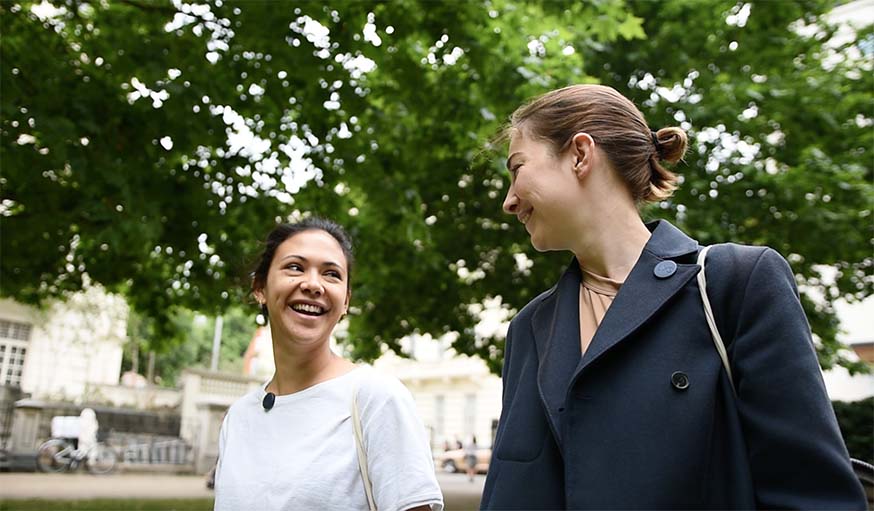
[{"left": 494, "top": 375, "right": 550, "bottom": 462}]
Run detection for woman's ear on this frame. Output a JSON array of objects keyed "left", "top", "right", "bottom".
[
  {"left": 253, "top": 288, "right": 265, "bottom": 305},
  {"left": 571, "top": 132, "right": 596, "bottom": 180}
]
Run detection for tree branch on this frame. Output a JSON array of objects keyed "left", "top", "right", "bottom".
[{"left": 116, "top": 0, "right": 177, "bottom": 15}]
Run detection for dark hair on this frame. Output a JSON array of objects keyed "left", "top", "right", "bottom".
[
  {"left": 251, "top": 217, "right": 355, "bottom": 313},
  {"left": 508, "top": 84, "right": 687, "bottom": 203}
]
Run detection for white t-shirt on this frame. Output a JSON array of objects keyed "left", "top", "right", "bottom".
[{"left": 214, "top": 366, "right": 444, "bottom": 511}]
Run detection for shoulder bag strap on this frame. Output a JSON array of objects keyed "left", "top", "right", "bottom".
[
  {"left": 352, "top": 384, "right": 377, "bottom": 511},
  {"left": 699, "top": 247, "right": 873, "bottom": 489},
  {"left": 697, "top": 246, "right": 737, "bottom": 395}
]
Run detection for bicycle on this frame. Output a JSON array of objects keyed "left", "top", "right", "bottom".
[{"left": 36, "top": 438, "right": 118, "bottom": 475}]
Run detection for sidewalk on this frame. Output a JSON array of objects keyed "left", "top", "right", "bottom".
[
  {"left": 0, "top": 473, "right": 213, "bottom": 500},
  {"left": 0, "top": 472, "right": 484, "bottom": 508}
]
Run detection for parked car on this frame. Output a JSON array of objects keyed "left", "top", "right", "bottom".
[{"left": 435, "top": 447, "right": 491, "bottom": 474}]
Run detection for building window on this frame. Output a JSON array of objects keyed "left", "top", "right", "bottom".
[
  {"left": 464, "top": 393, "right": 476, "bottom": 437},
  {"left": 0, "top": 320, "right": 30, "bottom": 342},
  {"left": 0, "top": 319, "right": 31, "bottom": 387}
]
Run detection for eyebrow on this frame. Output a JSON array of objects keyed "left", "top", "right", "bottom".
[
  {"left": 279, "top": 254, "right": 345, "bottom": 271},
  {"left": 505, "top": 152, "right": 522, "bottom": 171}
]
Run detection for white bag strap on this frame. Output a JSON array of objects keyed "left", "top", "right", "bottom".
[
  {"left": 352, "top": 385, "right": 377, "bottom": 511},
  {"left": 697, "top": 246, "right": 736, "bottom": 394}
]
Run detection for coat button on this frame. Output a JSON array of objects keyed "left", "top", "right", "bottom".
[
  {"left": 671, "top": 371, "right": 690, "bottom": 390},
  {"left": 654, "top": 260, "right": 678, "bottom": 279}
]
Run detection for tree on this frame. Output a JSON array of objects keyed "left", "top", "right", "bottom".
[
  {"left": 2, "top": 0, "right": 870, "bottom": 374},
  {"left": 832, "top": 397, "right": 874, "bottom": 464},
  {"left": 584, "top": 0, "right": 872, "bottom": 373},
  {"left": 123, "top": 306, "right": 255, "bottom": 387}
]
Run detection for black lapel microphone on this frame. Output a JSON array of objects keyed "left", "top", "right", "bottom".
[{"left": 263, "top": 392, "right": 276, "bottom": 411}]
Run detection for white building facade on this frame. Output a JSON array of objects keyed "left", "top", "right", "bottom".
[
  {"left": 0, "top": 286, "right": 127, "bottom": 402},
  {"left": 373, "top": 338, "right": 502, "bottom": 450}
]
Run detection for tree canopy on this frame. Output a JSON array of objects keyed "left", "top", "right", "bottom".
[{"left": 2, "top": 0, "right": 871, "bottom": 374}]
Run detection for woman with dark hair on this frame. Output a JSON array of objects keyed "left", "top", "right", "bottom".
[
  {"left": 214, "top": 218, "right": 443, "bottom": 511},
  {"left": 480, "top": 85, "right": 865, "bottom": 509}
]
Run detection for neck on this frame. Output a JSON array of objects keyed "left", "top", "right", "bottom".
[
  {"left": 268, "top": 337, "right": 355, "bottom": 396},
  {"left": 570, "top": 203, "right": 651, "bottom": 282}
]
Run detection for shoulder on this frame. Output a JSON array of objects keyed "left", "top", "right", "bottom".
[
  {"left": 709, "top": 242, "right": 769, "bottom": 263},
  {"left": 225, "top": 388, "right": 262, "bottom": 420},
  {"left": 703, "top": 244, "right": 799, "bottom": 333},
  {"left": 352, "top": 367, "right": 423, "bottom": 428},
  {"left": 352, "top": 366, "right": 412, "bottom": 405},
  {"left": 706, "top": 243, "right": 791, "bottom": 283},
  {"left": 511, "top": 285, "right": 556, "bottom": 328}
]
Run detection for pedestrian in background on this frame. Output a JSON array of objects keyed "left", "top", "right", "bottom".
[
  {"left": 463, "top": 436, "right": 478, "bottom": 483},
  {"left": 480, "top": 84, "right": 865, "bottom": 509},
  {"left": 215, "top": 218, "right": 443, "bottom": 511},
  {"left": 77, "top": 408, "right": 98, "bottom": 454}
]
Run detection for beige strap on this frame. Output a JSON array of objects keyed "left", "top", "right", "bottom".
[
  {"left": 352, "top": 386, "right": 377, "bottom": 511},
  {"left": 697, "top": 246, "right": 736, "bottom": 393}
]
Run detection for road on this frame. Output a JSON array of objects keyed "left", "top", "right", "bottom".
[{"left": 0, "top": 472, "right": 484, "bottom": 509}]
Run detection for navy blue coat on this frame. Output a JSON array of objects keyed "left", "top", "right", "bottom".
[{"left": 481, "top": 220, "right": 865, "bottom": 510}]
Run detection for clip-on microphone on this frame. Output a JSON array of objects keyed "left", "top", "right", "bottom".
[{"left": 263, "top": 392, "right": 276, "bottom": 411}]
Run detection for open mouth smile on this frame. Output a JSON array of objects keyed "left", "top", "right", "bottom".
[
  {"left": 288, "top": 302, "right": 327, "bottom": 317},
  {"left": 518, "top": 209, "right": 532, "bottom": 224}
]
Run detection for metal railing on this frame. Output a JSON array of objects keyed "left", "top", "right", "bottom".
[{"left": 114, "top": 435, "right": 193, "bottom": 465}]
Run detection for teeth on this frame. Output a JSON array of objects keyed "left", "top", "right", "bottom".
[
  {"left": 291, "top": 303, "right": 324, "bottom": 315},
  {"left": 519, "top": 211, "right": 531, "bottom": 224}
]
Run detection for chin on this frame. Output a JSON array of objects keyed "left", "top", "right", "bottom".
[
  {"left": 529, "top": 233, "right": 552, "bottom": 252},
  {"left": 274, "top": 323, "right": 331, "bottom": 347},
  {"left": 532, "top": 238, "right": 566, "bottom": 254}
]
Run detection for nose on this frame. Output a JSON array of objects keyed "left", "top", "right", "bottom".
[
  {"left": 503, "top": 184, "right": 519, "bottom": 215},
  {"left": 299, "top": 272, "right": 324, "bottom": 296}
]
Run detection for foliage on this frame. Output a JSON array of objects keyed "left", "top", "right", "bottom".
[
  {"left": 1, "top": 0, "right": 870, "bottom": 374},
  {"left": 833, "top": 397, "right": 874, "bottom": 464},
  {"left": 122, "top": 306, "right": 255, "bottom": 387},
  {"left": 590, "top": 0, "right": 873, "bottom": 373}
]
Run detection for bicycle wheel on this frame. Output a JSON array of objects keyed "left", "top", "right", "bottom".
[
  {"left": 85, "top": 444, "right": 118, "bottom": 475},
  {"left": 36, "top": 439, "right": 72, "bottom": 473}
]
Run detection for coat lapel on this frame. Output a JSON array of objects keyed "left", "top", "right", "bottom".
[
  {"left": 530, "top": 220, "right": 700, "bottom": 445},
  {"left": 573, "top": 220, "right": 700, "bottom": 381},
  {"left": 532, "top": 261, "right": 582, "bottom": 448}
]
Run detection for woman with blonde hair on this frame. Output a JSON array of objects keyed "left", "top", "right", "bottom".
[{"left": 480, "top": 84, "right": 865, "bottom": 509}]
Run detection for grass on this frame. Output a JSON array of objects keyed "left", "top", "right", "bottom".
[{"left": 0, "top": 499, "right": 214, "bottom": 511}]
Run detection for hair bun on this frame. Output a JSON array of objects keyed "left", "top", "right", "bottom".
[
  {"left": 650, "top": 131, "right": 664, "bottom": 159},
  {"left": 644, "top": 126, "right": 687, "bottom": 202},
  {"left": 651, "top": 127, "right": 687, "bottom": 164}
]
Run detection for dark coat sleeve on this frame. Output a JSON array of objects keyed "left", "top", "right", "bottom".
[{"left": 726, "top": 248, "right": 865, "bottom": 509}]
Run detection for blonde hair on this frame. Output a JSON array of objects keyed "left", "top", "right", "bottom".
[{"left": 510, "top": 84, "right": 686, "bottom": 203}]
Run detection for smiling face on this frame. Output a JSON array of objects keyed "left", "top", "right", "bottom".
[
  {"left": 253, "top": 229, "right": 350, "bottom": 351},
  {"left": 502, "top": 128, "right": 582, "bottom": 251}
]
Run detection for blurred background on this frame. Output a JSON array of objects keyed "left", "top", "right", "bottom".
[{"left": 1, "top": 0, "right": 872, "bottom": 509}]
